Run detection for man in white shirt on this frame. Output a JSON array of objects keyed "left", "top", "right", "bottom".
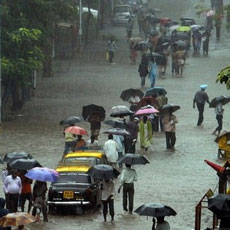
[
  {"left": 101, "top": 179, "right": 115, "bottom": 222},
  {"left": 87, "top": 135, "right": 99, "bottom": 148},
  {"left": 3, "top": 169, "right": 22, "bottom": 212},
  {"left": 118, "top": 164, "right": 137, "bottom": 214},
  {"left": 103, "top": 134, "right": 119, "bottom": 167}
]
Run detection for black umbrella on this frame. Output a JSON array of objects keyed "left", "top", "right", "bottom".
[
  {"left": 87, "top": 164, "right": 120, "bottom": 180},
  {"left": 135, "top": 203, "right": 177, "bottom": 217},
  {"left": 208, "top": 193, "right": 230, "bottom": 218},
  {"left": 110, "top": 105, "right": 133, "bottom": 117},
  {"left": 117, "top": 154, "right": 150, "bottom": 165},
  {"left": 82, "top": 104, "right": 106, "bottom": 121},
  {"left": 9, "top": 159, "right": 42, "bottom": 170},
  {"left": 104, "top": 120, "right": 127, "bottom": 129},
  {"left": 145, "top": 87, "right": 167, "bottom": 97},
  {"left": 104, "top": 128, "right": 131, "bottom": 136},
  {"left": 120, "top": 88, "right": 144, "bottom": 102},
  {"left": 160, "top": 104, "right": 180, "bottom": 113},
  {"left": 209, "top": 96, "right": 230, "bottom": 108},
  {"left": 134, "top": 41, "right": 152, "bottom": 51},
  {"left": 59, "top": 116, "right": 81, "bottom": 125},
  {"left": 0, "top": 157, "right": 4, "bottom": 164},
  {"left": 3, "top": 152, "right": 33, "bottom": 163}
]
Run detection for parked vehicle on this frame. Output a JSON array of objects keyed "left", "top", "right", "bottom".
[
  {"left": 180, "top": 17, "right": 196, "bottom": 26},
  {"left": 112, "top": 5, "right": 134, "bottom": 25},
  {"left": 61, "top": 150, "right": 108, "bottom": 165},
  {"left": 48, "top": 164, "right": 102, "bottom": 214}
]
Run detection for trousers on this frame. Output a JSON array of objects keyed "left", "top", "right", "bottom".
[
  {"left": 102, "top": 199, "right": 114, "bottom": 216},
  {"left": 123, "top": 183, "right": 134, "bottom": 213},
  {"left": 196, "top": 102, "right": 204, "bottom": 126},
  {"left": 165, "top": 132, "right": 176, "bottom": 149}
]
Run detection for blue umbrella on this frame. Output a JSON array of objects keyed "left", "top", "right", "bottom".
[{"left": 25, "top": 167, "right": 59, "bottom": 182}]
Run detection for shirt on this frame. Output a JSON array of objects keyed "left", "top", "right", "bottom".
[
  {"left": 65, "top": 132, "right": 75, "bottom": 142},
  {"left": 193, "top": 90, "right": 209, "bottom": 105},
  {"left": 76, "top": 139, "right": 86, "bottom": 149},
  {"left": 1, "top": 169, "right": 8, "bottom": 183},
  {"left": 107, "top": 41, "right": 117, "bottom": 52},
  {"left": 162, "top": 113, "right": 178, "bottom": 132},
  {"left": 113, "top": 135, "right": 124, "bottom": 153},
  {"left": 101, "top": 180, "right": 115, "bottom": 201},
  {"left": 20, "top": 174, "right": 32, "bottom": 194},
  {"left": 119, "top": 167, "right": 137, "bottom": 185},
  {"left": 87, "top": 139, "right": 98, "bottom": 147},
  {"left": 156, "top": 221, "right": 170, "bottom": 230},
  {"left": 157, "top": 95, "right": 168, "bottom": 108},
  {"left": 103, "top": 139, "right": 119, "bottom": 163},
  {"left": 127, "top": 121, "right": 138, "bottom": 140},
  {"left": 3, "top": 175, "right": 22, "bottom": 194},
  {"left": 215, "top": 103, "right": 224, "bottom": 115}
]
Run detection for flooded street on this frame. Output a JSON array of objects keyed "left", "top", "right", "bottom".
[{"left": 1, "top": 0, "right": 230, "bottom": 229}]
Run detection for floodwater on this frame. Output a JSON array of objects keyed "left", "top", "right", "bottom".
[{"left": 1, "top": 0, "right": 230, "bottom": 229}]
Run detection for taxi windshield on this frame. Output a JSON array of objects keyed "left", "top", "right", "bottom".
[
  {"left": 55, "top": 173, "right": 91, "bottom": 183},
  {"left": 64, "top": 157, "right": 99, "bottom": 165}
]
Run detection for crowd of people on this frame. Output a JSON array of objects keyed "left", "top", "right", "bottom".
[{"left": 0, "top": 165, "right": 48, "bottom": 229}]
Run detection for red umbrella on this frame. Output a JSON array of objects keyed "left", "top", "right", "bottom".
[
  {"left": 64, "top": 126, "right": 88, "bottom": 136},
  {"left": 204, "top": 160, "right": 225, "bottom": 173}
]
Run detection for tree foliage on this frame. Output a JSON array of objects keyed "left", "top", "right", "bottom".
[
  {"left": 216, "top": 66, "right": 230, "bottom": 90},
  {"left": 0, "top": 0, "right": 77, "bottom": 118}
]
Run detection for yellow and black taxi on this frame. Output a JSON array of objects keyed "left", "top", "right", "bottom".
[
  {"left": 47, "top": 161, "right": 102, "bottom": 213},
  {"left": 62, "top": 150, "right": 108, "bottom": 165}
]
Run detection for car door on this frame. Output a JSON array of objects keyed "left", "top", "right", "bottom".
[{"left": 89, "top": 177, "right": 102, "bottom": 206}]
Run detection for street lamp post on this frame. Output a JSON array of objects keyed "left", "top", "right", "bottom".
[{"left": 79, "top": 0, "right": 83, "bottom": 49}]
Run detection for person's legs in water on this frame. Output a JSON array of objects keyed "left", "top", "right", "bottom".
[
  {"left": 102, "top": 200, "right": 108, "bottom": 222},
  {"left": 122, "top": 184, "right": 128, "bottom": 213},
  {"left": 141, "top": 76, "right": 146, "bottom": 87},
  {"left": 196, "top": 103, "right": 204, "bottom": 126},
  {"left": 165, "top": 132, "right": 171, "bottom": 149},
  {"left": 109, "top": 51, "right": 114, "bottom": 63},
  {"left": 128, "top": 183, "right": 134, "bottom": 214},
  {"left": 42, "top": 202, "right": 48, "bottom": 222},
  {"left": 171, "top": 132, "right": 176, "bottom": 149},
  {"left": 108, "top": 199, "right": 115, "bottom": 221},
  {"left": 213, "top": 114, "right": 223, "bottom": 135}
]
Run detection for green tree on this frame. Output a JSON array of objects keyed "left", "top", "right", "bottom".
[
  {"left": 1, "top": 28, "right": 44, "bottom": 119},
  {"left": 216, "top": 66, "right": 230, "bottom": 90},
  {"left": 0, "top": 0, "right": 77, "bottom": 119}
]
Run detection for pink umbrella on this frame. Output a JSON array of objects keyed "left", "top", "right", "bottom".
[
  {"left": 64, "top": 125, "right": 88, "bottom": 136},
  {"left": 135, "top": 105, "right": 159, "bottom": 116}
]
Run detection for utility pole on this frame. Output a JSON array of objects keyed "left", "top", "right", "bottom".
[
  {"left": 79, "top": 0, "right": 83, "bottom": 50},
  {"left": 0, "top": 8, "right": 2, "bottom": 127}
]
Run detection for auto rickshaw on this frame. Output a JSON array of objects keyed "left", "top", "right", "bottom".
[{"left": 215, "top": 131, "right": 230, "bottom": 159}]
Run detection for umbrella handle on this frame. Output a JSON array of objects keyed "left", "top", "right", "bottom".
[{"left": 118, "top": 185, "right": 123, "bottom": 193}]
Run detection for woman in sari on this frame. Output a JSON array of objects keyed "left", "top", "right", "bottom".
[{"left": 139, "top": 116, "right": 152, "bottom": 153}]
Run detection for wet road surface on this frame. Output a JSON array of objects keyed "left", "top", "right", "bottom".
[{"left": 1, "top": 0, "right": 230, "bottom": 229}]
